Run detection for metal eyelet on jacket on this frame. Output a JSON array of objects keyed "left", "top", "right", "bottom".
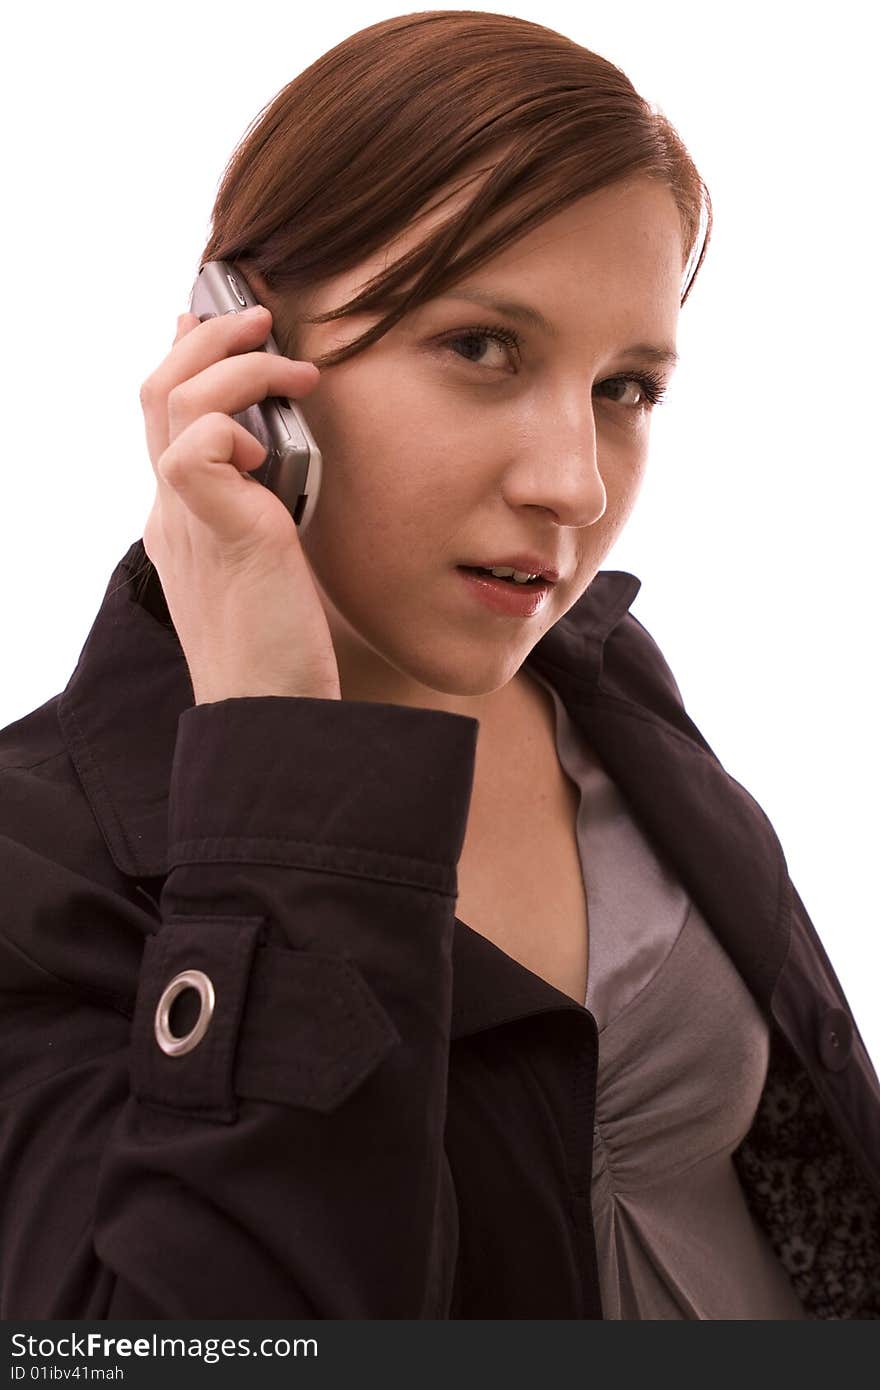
[{"left": 154, "top": 969, "right": 216, "bottom": 1057}]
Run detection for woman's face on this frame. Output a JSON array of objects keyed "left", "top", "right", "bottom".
[{"left": 273, "top": 175, "right": 684, "bottom": 711}]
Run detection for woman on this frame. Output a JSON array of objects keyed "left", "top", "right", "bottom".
[{"left": 0, "top": 10, "right": 877, "bottom": 1319}]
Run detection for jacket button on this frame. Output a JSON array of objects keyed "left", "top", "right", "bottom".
[
  {"left": 818, "top": 1007, "right": 853, "bottom": 1072},
  {"left": 155, "top": 969, "right": 216, "bottom": 1057}
]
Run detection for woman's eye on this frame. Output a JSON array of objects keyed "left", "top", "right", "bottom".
[
  {"left": 439, "top": 329, "right": 668, "bottom": 411},
  {"left": 597, "top": 373, "right": 667, "bottom": 410},
  {"left": 443, "top": 325, "right": 521, "bottom": 370}
]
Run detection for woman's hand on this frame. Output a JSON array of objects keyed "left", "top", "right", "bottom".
[{"left": 140, "top": 307, "right": 341, "bottom": 704}]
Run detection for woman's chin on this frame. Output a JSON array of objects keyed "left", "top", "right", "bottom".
[
  {"left": 314, "top": 574, "right": 532, "bottom": 704},
  {"left": 392, "top": 646, "right": 527, "bottom": 702}
]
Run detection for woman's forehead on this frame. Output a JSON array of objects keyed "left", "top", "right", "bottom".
[{"left": 313, "top": 173, "right": 684, "bottom": 323}]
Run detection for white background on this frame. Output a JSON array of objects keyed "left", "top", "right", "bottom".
[{"left": 2, "top": 2, "right": 877, "bottom": 1067}]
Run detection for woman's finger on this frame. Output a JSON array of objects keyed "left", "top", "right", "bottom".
[
  {"left": 172, "top": 312, "right": 200, "bottom": 346},
  {"left": 141, "top": 308, "right": 317, "bottom": 474},
  {"left": 164, "top": 350, "right": 319, "bottom": 452}
]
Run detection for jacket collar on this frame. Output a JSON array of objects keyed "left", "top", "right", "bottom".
[{"left": 57, "top": 538, "right": 790, "bottom": 1036}]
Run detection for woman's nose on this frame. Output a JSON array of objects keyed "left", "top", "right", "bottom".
[{"left": 503, "top": 393, "right": 608, "bottom": 528}]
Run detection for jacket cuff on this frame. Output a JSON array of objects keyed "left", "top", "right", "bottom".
[
  {"left": 167, "top": 695, "right": 479, "bottom": 894},
  {"left": 138, "top": 697, "right": 478, "bottom": 1121}
]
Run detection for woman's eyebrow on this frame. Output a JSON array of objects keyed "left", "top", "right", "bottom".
[
  {"left": 433, "top": 288, "right": 678, "bottom": 365},
  {"left": 617, "top": 342, "right": 679, "bottom": 368},
  {"left": 434, "top": 288, "right": 558, "bottom": 336}
]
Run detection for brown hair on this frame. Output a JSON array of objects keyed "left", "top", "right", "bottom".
[
  {"left": 135, "top": 10, "right": 711, "bottom": 617},
  {"left": 204, "top": 9, "right": 711, "bottom": 369}
]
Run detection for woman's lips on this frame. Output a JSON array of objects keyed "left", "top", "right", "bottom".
[{"left": 455, "top": 565, "right": 552, "bottom": 617}]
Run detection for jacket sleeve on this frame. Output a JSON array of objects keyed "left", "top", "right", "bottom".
[{"left": 0, "top": 695, "right": 478, "bottom": 1318}]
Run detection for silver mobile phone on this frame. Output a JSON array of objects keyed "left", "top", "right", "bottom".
[{"left": 188, "top": 260, "right": 322, "bottom": 531}]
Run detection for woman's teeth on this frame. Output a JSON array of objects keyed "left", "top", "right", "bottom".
[{"left": 478, "top": 566, "right": 539, "bottom": 585}]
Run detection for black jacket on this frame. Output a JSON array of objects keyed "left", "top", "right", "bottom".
[{"left": 1, "top": 538, "right": 878, "bottom": 1319}]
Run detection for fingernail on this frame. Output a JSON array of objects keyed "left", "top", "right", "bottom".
[{"left": 244, "top": 304, "right": 268, "bottom": 318}]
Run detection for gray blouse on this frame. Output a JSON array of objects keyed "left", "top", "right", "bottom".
[{"left": 527, "top": 667, "right": 806, "bottom": 1320}]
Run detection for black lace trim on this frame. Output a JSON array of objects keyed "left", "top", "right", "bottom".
[{"left": 733, "top": 1026, "right": 880, "bottom": 1318}]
